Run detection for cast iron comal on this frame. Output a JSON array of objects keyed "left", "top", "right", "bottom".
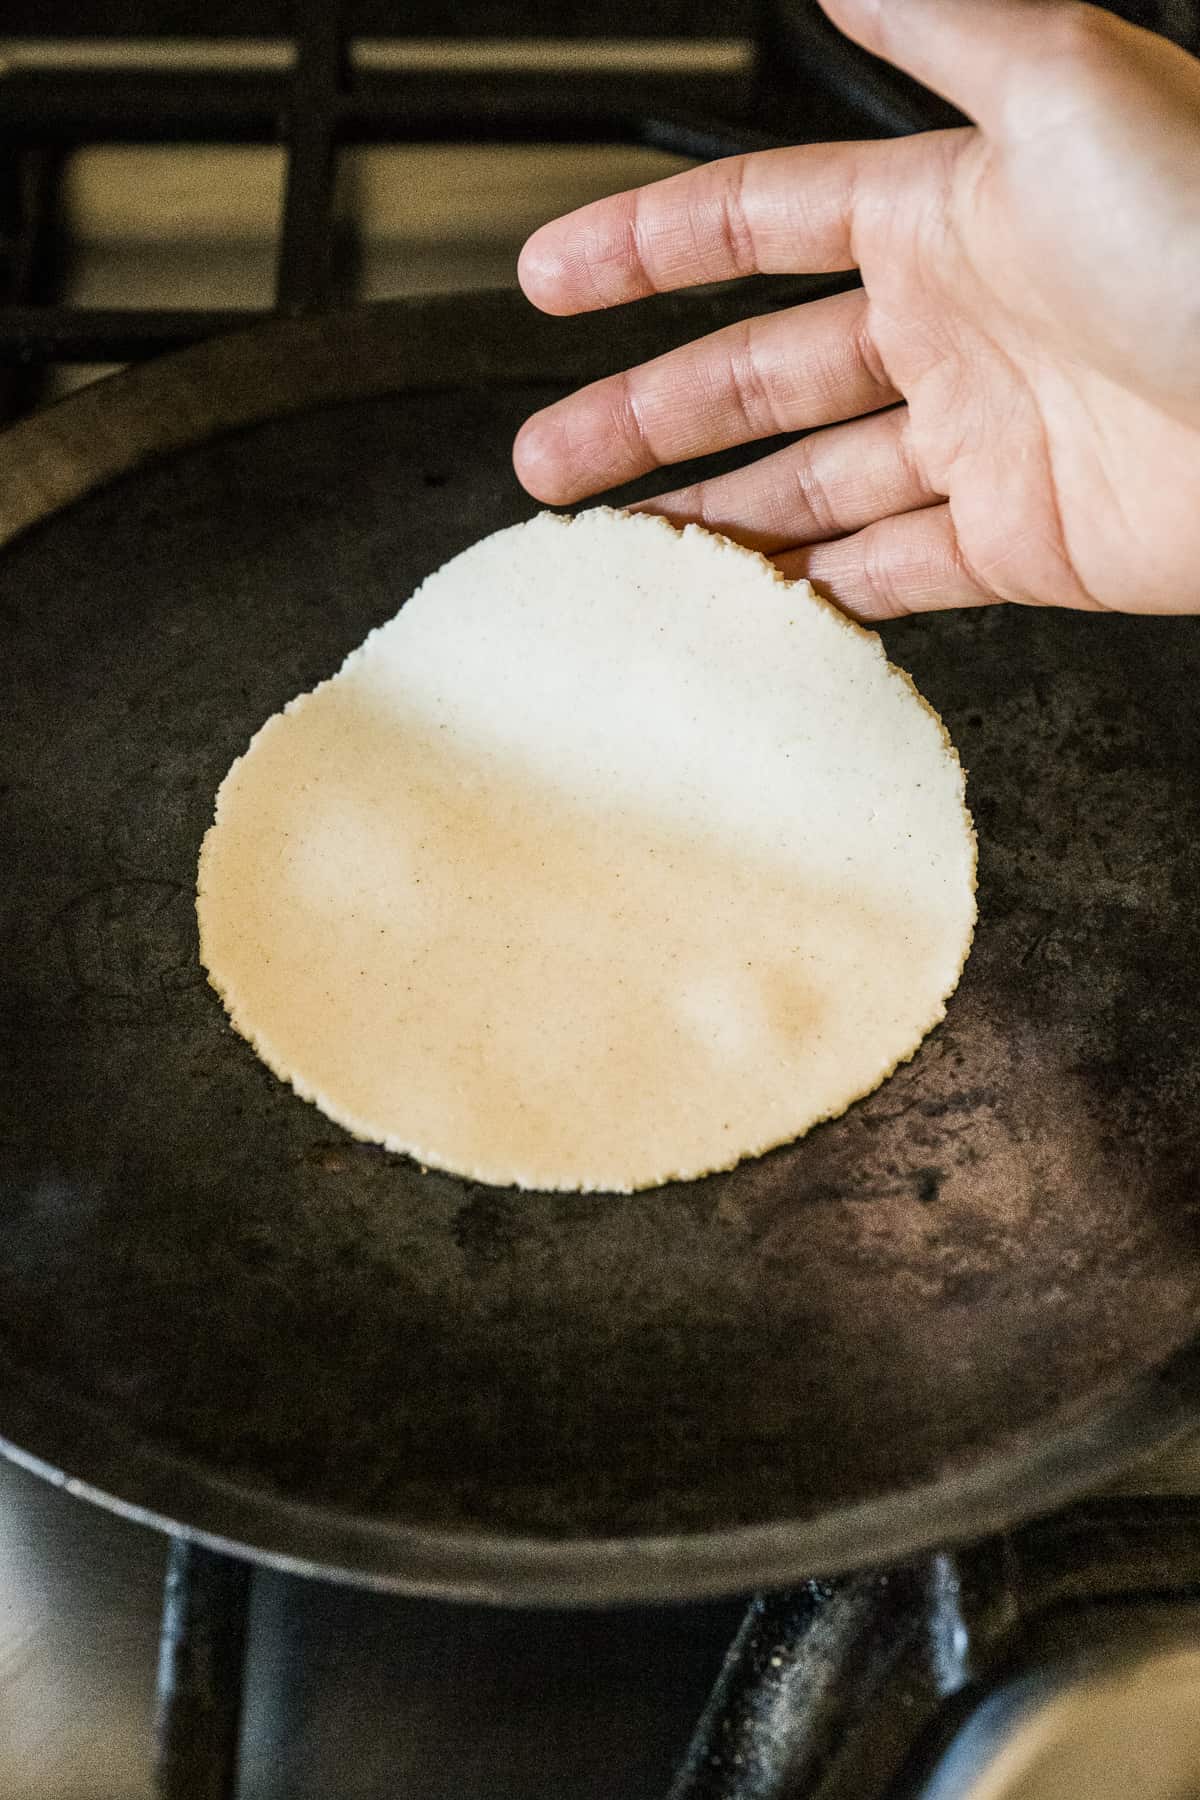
[{"left": 1, "top": 291, "right": 1199, "bottom": 1604}]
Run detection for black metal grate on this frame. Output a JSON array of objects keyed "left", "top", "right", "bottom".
[
  {"left": 146, "top": 1500, "right": 1200, "bottom": 1800},
  {"left": 2, "top": 0, "right": 1197, "bottom": 384},
  {"left": 0, "top": 4, "right": 778, "bottom": 385}
]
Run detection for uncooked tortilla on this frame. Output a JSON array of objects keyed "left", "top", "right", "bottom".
[{"left": 197, "top": 508, "right": 976, "bottom": 1192}]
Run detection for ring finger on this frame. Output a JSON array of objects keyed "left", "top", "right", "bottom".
[{"left": 632, "top": 403, "right": 942, "bottom": 555}]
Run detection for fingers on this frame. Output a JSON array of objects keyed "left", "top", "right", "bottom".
[
  {"left": 634, "top": 416, "right": 979, "bottom": 624},
  {"left": 514, "top": 289, "right": 899, "bottom": 505},
  {"left": 518, "top": 140, "right": 894, "bottom": 316},
  {"left": 630, "top": 405, "right": 940, "bottom": 555},
  {"left": 817, "top": 0, "right": 1129, "bottom": 132},
  {"left": 777, "top": 503, "right": 996, "bottom": 622}
]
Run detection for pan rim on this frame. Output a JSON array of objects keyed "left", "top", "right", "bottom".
[
  {"left": 3, "top": 1336, "right": 1200, "bottom": 1604},
  {"left": 3, "top": 292, "right": 1199, "bottom": 1604}
]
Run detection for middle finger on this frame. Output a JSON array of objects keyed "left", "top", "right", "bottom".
[{"left": 513, "top": 287, "right": 900, "bottom": 505}]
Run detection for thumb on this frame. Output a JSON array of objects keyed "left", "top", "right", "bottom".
[{"left": 815, "top": 0, "right": 1126, "bottom": 130}]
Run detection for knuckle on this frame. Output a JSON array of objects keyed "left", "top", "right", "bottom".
[
  {"left": 853, "top": 312, "right": 894, "bottom": 397},
  {"left": 891, "top": 411, "right": 931, "bottom": 498},
  {"left": 944, "top": 536, "right": 974, "bottom": 596},
  {"left": 791, "top": 447, "right": 842, "bottom": 539},
  {"left": 864, "top": 539, "right": 908, "bottom": 621},
  {"left": 1042, "top": 2, "right": 1124, "bottom": 79},
  {"left": 946, "top": 528, "right": 994, "bottom": 605},
  {"left": 1000, "top": 2, "right": 1125, "bottom": 135},
  {"left": 611, "top": 368, "right": 655, "bottom": 470},
  {"left": 727, "top": 319, "right": 785, "bottom": 439},
  {"left": 715, "top": 160, "right": 759, "bottom": 280},
  {"left": 624, "top": 192, "right": 658, "bottom": 299}
]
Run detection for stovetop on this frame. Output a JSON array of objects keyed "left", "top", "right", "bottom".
[{"left": 8, "top": 1432, "right": 1200, "bottom": 1800}]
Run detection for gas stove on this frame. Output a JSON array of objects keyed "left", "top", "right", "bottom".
[
  {"left": 9, "top": 1451, "right": 1200, "bottom": 1800},
  {"left": 3, "top": 6, "right": 1200, "bottom": 1799}
]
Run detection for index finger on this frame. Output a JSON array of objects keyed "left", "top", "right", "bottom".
[{"left": 517, "top": 140, "right": 897, "bottom": 317}]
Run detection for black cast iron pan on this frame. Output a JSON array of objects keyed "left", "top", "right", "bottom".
[{"left": 2, "top": 290, "right": 1199, "bottom": 1606}]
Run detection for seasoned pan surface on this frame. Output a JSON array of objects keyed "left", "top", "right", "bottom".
[{"left": 1, "top": 295, "right": 1199, "bottom": 1603}]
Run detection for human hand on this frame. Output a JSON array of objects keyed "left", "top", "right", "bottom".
[{"left": 512, "top": 0, "right": 1200, "bottom": 620}]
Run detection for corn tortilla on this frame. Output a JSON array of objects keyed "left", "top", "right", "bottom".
[{"left": 197, "top": 508, "right": 976, "bottom": 1192}]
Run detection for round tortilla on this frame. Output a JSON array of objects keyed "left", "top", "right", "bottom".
[{"left": 197, "top": 508, "right": 976, "bottom": 1193}]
